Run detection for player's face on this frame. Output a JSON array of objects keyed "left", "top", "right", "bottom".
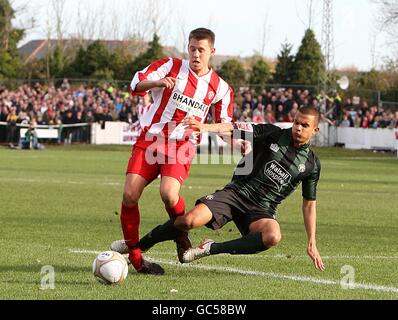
[
  {"left": 188, "top": 38, "right": 215, "bottom": 76},
  {"left": 292, "top": 112, "right": 319, "bottom": 147}
]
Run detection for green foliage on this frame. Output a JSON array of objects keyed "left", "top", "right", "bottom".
[
  {"left": 67, "top": 41, "right": 113, "bottom": 79},
  {"left": 357, "top": 69, "right": 390, "bottom": 92},
  {"left": 129, "top": 33, "right": 165, "bottom": 75},
  {"left": 84, "top": 41, "right": 113, "bottom": 77},
  {"left": 22, "top": 59, "right": 47, "bottom": 80},
  {"left": 273, "top": 42, "right": 295, "bottom": 85},
  {"left": 217, "top": 59, "right": 246, "bottom": 92},
  {"left": 49, "top": 46, "right": 65, "bottom": 78},
  {"left": 292, "top": 29, "right": 325, "bottom": 86},
  {"left": 248, "top": 57, "right": 271, "bottom": 93},
  {"left": 109, "top": 47, "right": 134, "bottom": 81},
  {"left": 0, "top": 0, "right": 24, "bottom": 79}
]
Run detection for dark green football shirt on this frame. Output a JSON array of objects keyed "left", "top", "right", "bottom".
[{"left": 226, "top": 123, "right": 321, "bottom": 215}]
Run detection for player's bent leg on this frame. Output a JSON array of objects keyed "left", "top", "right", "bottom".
[
  {"left": 160, "top": 176, "right": 182, "bottom": 210},
  {"left": 119, "top": 174, "right": 150, "bottom": 272},
  {"left": 160, "top": 176, "right": 193, "bottom": 263},
  {"left": 138, "top": 204, "right": 213, "bottom": 262},
  {"left": 183, "top": 218, "right": 279, "bottom": 263},
  {"left": 174, "top": 204, "right": 214, "bottom": 231},
  {"left": 123, "top": 173, "right": 148, "bottom": 207},
  {"left": 248, "top": 218, "right": 282, "bottom": 248},
  {"left": 177, "top": 204, "right": 219, "bottom": 263},
  {"left": 112, "top": 174, "right": 149, "bottom": 255}
]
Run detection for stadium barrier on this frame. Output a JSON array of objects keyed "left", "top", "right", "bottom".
[
  {"left": 2, "top": 121, "right": 396, "bottom": 153},
  {"left": 20, "top": 127, "right": 58, "bottom": 139},
  {"left": 0, "top": 121, "right": 91, "bottom": 143},
  {"left": 89, "top": 122, "right": 297, "bottom": 147},
  {"left": 336, "top": 127, "right": 398, "bottom": 151}
]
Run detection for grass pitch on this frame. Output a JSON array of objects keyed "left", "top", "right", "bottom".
[{"left": 0, "top": 145, "right": 397, "bottom": 300}]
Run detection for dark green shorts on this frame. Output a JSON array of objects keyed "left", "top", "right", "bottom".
[{"left": 196, "top": 187, "right": 276, "bottom": 236}]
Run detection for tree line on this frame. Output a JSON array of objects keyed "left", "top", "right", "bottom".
[{"left": 1, "top": 0, "right": 398, "bottom": 96}]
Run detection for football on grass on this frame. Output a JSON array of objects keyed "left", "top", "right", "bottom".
[{"left": 92, "top": 251, "right": 128, "bottom": 285}]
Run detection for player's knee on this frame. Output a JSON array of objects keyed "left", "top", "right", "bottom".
[
  {"left": 174, "top": 216, "right": 193, "bottom": 231},
  {"left": 263, "top": 232, "right": 281, "bottom": 247},
  {"left": 122, "top": 190, "right": 140, "bottom": 207},
  {"left": 160, "top": 191, "right": 179, "bottom": 208}
]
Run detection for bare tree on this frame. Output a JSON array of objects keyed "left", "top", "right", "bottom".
[
  {"left": 378, "top": 0, "right": 398, "bottom": 44},
  {"left": 51, "top": 0, "right": 65, "bottom": 41},
  {"left": 295, "top": 0, "right": 321, "bottom": 30},
  {"left": 123, "top": 0, "right": 151, "bottom": 41},
  {"left": 0, "top": 0, "right": 13, "bottom": 50},
  {"left": 10, "top": 0, "right": 36, "bottom": 40},
  {"left": 109, "top": 0, "right": 120, "bottom": 40},
  {"left": 45, "top": 4, "right": 52, "bottom": 80},
  {"left": 370, "top": 26, "right": 382, "bottom": 69},
  {"left": 73, "top": 1, "right": 97, "bottom": 43},
  {"left": 96, "top": 1, "right": 108, "bottom": 41},
  {"left": 258, "top": 11, "right": 270, "bottom": 57},
  {"left": 146, "top": 0, "right": 172, "bottom": 37}
]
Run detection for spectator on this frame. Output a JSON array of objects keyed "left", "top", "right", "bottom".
[
  {"left": 264, "top": 111, "right": 276, "bottom": 124},
  {"left": 6, "top": 107, "right": 18, "bottom": 145},
  {"left": 275, "top": 104, "right": 285, "bottom": 122},
  {"left": 119, "top": 105, "right": 129, "bottom": 122},
  {"left": 339, "top": 113, "right": 351, "bottom": 128},
  {"left": 241, "top": 91, "right": 255, "bottom": 110},
  {"left": 389, "top": 111, "right": 398, "bottom": 129},
  {"left": 252, "top": 109, "right": 265, "bottom": 123},
  {"left": 239, "top": 110, "right": 252, "bottom": 122},
  {"left": 19, "top": 120, "right": 44, "bottom": 150}
]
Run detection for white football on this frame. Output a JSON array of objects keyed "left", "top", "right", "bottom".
[{"left": 92, "top": 251, "right": 128, "bottom": 285}]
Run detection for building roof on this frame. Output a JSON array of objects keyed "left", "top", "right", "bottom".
[{"left": 18, "top": 39, "right": 182, "bottom": 63}]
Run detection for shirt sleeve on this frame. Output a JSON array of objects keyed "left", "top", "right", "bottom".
[
  {"left": 302, "top": 156, "right": 321, "bottom": 201},
  {"left": 212, "top": 84, "right": 234, "bottom": 124},
  {"left": 130, "top": 58, "right": 173, "bottom": 97},
  {"left": 233, "top": 123, "right": 281, "bottom": 141}
]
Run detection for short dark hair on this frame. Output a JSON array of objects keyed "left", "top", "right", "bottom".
[
  {"left": 189, "top": 28, "right": 215, "bottom": 47},
  {"left": 298, "top": 106, "right": 321, "bottom": 125}
]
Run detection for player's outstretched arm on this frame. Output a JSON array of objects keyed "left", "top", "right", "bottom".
[
  {"left": 302, "top": 199, "right": 325, "bottom": 272},
  {"left": 184, "top": 118, "right": 233, "bottom": 135},
  {"left": 135, "top": 77, "right": 177, "bottom": 92}
]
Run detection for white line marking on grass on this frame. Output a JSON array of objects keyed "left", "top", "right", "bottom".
[
  {"left": 69, "top": 249, "right": 101, "bottom": 254},
  {"left": 69, "top": 249, "right": 398, "bottom": 293},
  {"left": 150, "top": 258, "right": 398, "bottom": 294}
]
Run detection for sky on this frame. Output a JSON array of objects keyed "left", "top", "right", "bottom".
[{"left": 12, "top": 0, "right": 392, "bottom": 71}]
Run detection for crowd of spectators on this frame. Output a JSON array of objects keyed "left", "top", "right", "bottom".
[
  {"left": 1, "top": 79, "right": 397, "bottom": 145},
  {"left": 234, "top": 88, "right": 398, "bottom": 129},
  {"left": 0, "top": 79, "right": 144, "bottom": 144}
]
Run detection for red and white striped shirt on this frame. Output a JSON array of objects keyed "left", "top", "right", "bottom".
[{"left": 130, "top": 58, "right": 234, "bottom": 149}]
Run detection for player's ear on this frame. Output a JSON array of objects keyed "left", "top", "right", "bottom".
[{"left": 211, "top": 47, "right": 216, "bottom": 56}]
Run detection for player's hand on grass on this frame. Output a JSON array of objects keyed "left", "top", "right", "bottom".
[
  {"left": 157, "top": 77, "right": 177, "bottom": 89},
  {"left": 307, "top": 243, "right": 325, "bottom": 272}
]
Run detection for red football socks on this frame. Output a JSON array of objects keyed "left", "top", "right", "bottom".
[
  {"left": 120, "top": 203, "right": 142, "bottom": 270},
  {"left": 165, "top": 196, "right": 185, "bottom": 219}
]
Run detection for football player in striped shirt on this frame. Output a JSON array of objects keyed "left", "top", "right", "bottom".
[{"left": 111, "top": 28, "right": 234, "bottom": 274}]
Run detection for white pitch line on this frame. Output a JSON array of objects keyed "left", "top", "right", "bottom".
[{"left": 69, "top": 249, "right": 398, "bottom": 294}]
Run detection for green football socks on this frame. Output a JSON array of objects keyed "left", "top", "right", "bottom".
[{"left": 210, "top": 233, "right": 267, "bottom": 255}]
